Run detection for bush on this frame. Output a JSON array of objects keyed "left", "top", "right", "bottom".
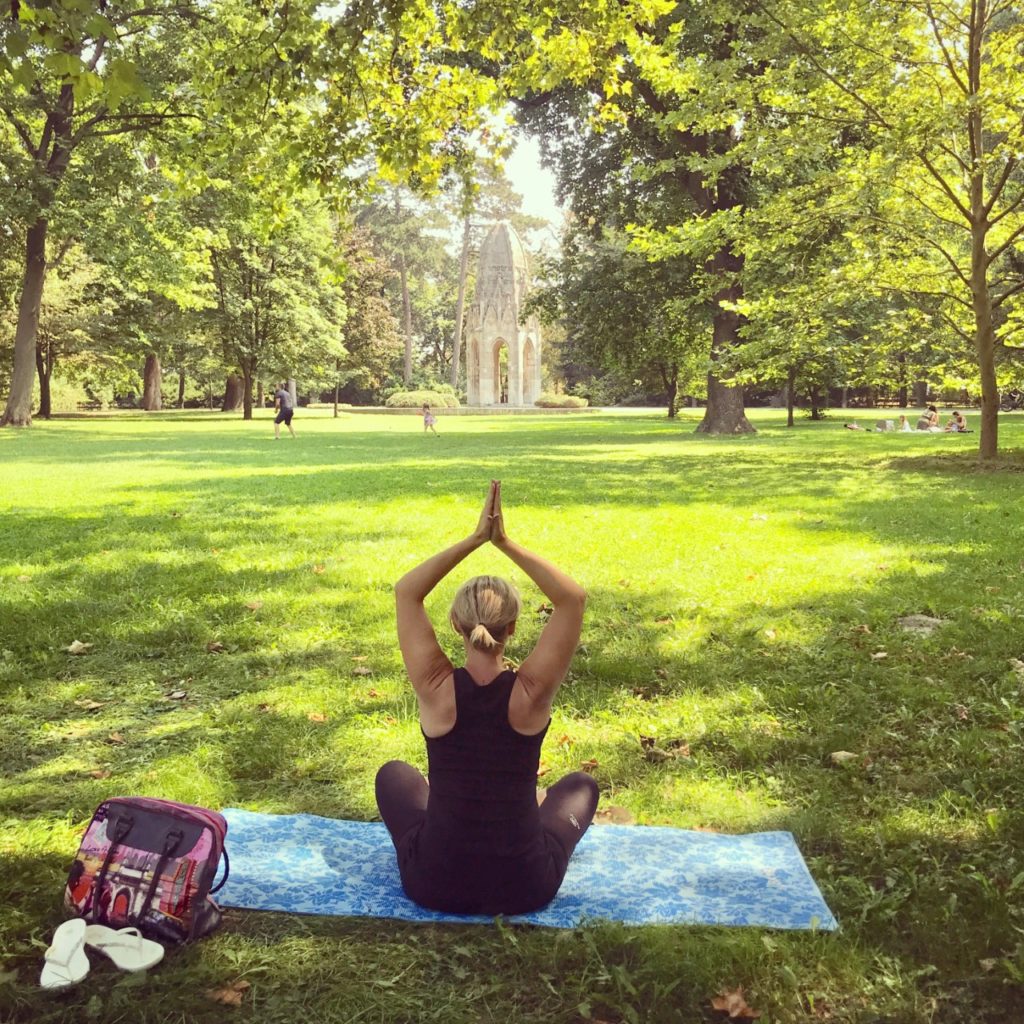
[
  {"left": 534, "top": 392, "right": 588, "bottom": 408},
  {"left": 385, "top": 389, "right": 460, "bottom": 409}
]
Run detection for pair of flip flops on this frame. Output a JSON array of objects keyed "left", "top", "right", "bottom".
[{"left": 40, "top": 919, "right": 164, "bottom": 989}]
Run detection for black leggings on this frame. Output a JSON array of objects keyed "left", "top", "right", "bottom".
[{"left": 375, "top": 760, "right": 599, "bottom": 865}]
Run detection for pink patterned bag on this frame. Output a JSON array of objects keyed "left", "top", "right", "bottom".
[{"left": 65, "top": 797, "right": 229, "bottom": 944}]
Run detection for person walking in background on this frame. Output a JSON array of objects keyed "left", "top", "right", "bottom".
[{"left": 274, "top": 382, "right": 296, "bottom": 439}]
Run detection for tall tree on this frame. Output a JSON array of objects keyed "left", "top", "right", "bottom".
[{"left": 756, "top": 0, "right": 1024, "bottom": 459}]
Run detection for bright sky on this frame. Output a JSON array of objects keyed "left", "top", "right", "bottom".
[{"left": 504, "top": 133, "right": 565, "bottom": 249}]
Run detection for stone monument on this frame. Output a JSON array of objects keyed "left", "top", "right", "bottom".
[{"left": 466, "top": 221, "right": 542, "bottom": 407}]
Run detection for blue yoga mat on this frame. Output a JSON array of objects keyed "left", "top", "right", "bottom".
[{"left": 217, "top": 808, "right": 837, "bottom": 930}]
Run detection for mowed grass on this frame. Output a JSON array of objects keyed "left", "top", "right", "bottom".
[{"left": 2, "top": 407, "right": 1024, "bottom": 1024}]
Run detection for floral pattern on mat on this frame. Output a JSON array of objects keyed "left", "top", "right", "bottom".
[{"left": 217, "top": 808, "right": 838, "bottom": 930}]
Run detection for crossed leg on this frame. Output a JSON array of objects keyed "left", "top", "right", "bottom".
[
  {"left": 539, "top": 771, "right": 599, "bottom": 860},
  {"left": 375, "top": 760, "right": 428, "bottom": 844}
]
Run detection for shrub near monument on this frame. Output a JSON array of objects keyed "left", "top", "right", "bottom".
[
  {"left": 385, "top": 389, "right": 460, "bottom": 409},
  {"left": 535, "top": 392, "right": 588, "bottom": 408}
]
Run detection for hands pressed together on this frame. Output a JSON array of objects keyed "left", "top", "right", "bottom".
[{"left": 472, "top": 480, "right": 509, "bottom": 547}]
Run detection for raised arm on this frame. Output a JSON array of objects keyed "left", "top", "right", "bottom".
[
  {"left": 490, "top": 483, "right": 585, "bottom": 710},
  {"left": 394, "top": 483, "right": 496, "bottom": 694}
]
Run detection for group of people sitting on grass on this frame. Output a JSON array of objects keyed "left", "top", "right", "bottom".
[{"left": 844, "top": 407, "right": 969, "bottom": 433}]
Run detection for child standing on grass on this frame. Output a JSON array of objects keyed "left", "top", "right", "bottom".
[{"left": 422, "top": 403, "right": 438, "bottom": 435}]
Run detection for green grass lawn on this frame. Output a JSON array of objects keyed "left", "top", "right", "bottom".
[{"left": 2, "top": 407, "right": 1024, "bottom": 1023}]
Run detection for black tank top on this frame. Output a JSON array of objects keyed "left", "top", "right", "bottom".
[{"left": 421, "top": 668, "right": 549, "bottom": 859}]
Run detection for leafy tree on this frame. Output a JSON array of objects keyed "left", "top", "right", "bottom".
[
  {"left": 530, "top": 227, "right": 707, "bottom": 417},
  {"left": 333, "top": 227, "right": 402, "bottom": 405},
  {"left": 204, "top": 182, "right": 346, "bottom": 420},
  {"left": 755, "top": 0, "right": 1024, "bottom": 458}
]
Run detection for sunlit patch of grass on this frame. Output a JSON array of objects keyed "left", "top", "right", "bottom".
[{"left": 2, "top": 409, "right": 1024, "bottom": 1022}]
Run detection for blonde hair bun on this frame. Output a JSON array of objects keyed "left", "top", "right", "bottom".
[{"left": 451, "top": 576, "right": 521, "bottom": 652}]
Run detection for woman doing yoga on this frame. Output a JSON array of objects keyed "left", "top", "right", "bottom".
[{"left": 376, "top": 480, "right": 599, "bottom": 915}]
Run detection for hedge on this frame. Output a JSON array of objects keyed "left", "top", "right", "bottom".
[
  {"left": 534, "top": 392, "right": 589, "bottom": 408},
  {"left": 385, "top": 389, "right": 460, "bottom": 409}
]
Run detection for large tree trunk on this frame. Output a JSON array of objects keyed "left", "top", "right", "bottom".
[
  {"left": 1, "top": 219, "right": 49, "bottom": 427},
  {"left": 35, "top": 338, "right": 52, "bottom": 420},
  {"left": 696, "top": 247, "right": 754, "bottom": 435},
  {"left": 142, "top": 353, "right": 162, "bottom": 410},
  {"left": 177, "top": 369, "right": 186, "bottom": 408},
  {"left": 222, "top": 374, "right": 244, "bottom": 411},
  {"left": 334, "top": 358, "right": 341, "bottom": 418},
  {"left": 256, "top": 381, "right": 264, "bottom": 408},
  {"left": 450, "top": 215, "right": 472, "bottom": 390},
  {"left": 399, "top": 254, "right": 413, "bottom": 387},
  {"left": 786, "top": 366, "right": 796, "bottom": 427},
  {"left": 243, "top": 368, "right": 254, "bottom": 421}
]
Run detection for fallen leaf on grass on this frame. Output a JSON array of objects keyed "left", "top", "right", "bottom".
[
  {"left": 711, "top": 986, "right": 761, "bottom": 1019},
  {"left": 366, "top": 688, "right": 380, "bottom": 698},
  {"left": 88, "top": 769, "right": 111, "bottom": 780},
  {"left": 536, "top": 762, "right": 550, "bottom": 778},
  {"left": 829, "top": 750, "right": 858, "bottom": 766},
  {"left": 954, "top": 704, "right": 970, "bottom": 721},
  {"left": 205, "top": 979, "right": 250, "bottom": 1007},
  {"left": 351, "top": 655, "right": 368, "bottom": 661},
  {"left": 898, "top": 614, "right": 944, "bottom": 635},
  {"left": 75, "top": 699, "right": 105, "bottom": 711},
  {"left": 106, "top": 733, "right": 125, "bottom": 745},
  {"left": 764, "top": 628, "right": 776, "bottom": 640},
  {"left": 245, "top": 601, "right": 263, "bottom": 611},
  {"left": 384, "top": 715, "right": 397, "bottom": 725},
  {"left": 17, "top": 574, "right": 31, "bottom": 583},
  {"left": 870, "top": 651, "right": 888, "bottom": 661},
  {"left": 206, "top": 641, "right": 225, "bottom": 654},
  {"left": 256, "top": 703, "right": 271, "bottom": 712},
  {"left": 654, "top": 615, "right": 672, "bottom": 624},
  {"left": 595, "top": 806, "right": 635, "bottom": 825},
  {"left": 311, "top": 564, "right": 326, "bottom": 575},
  {"left": 580, "top": 758, "right": 599, "bottom": 773},
  {"left": 353, "top": 666, "right": 372, "bottom": 676},
  {"left": 1009, "top": 658, "right": 1024, "bottom": 678},
  {"left": 655, "top": 667, "right": 669, "bottom": 679},
  {"left": 750, "top": 513, "right": 768, "bottom": 522},
  {"left": 557, "top": 733, "right": 574, "bottom": 748},
  {"left": 167, "top": 690, "right": 188, "bottom": 701},
  {"left": 308, "top": 713, "right": 327, "bottom": 723},
  {"left": 65, "top": 640, "right": 93, "bottom": 655},
  {"left": 853, "top": 624, "right": 872, "bottom": 634},
  {"left": 536, "top": 602, "right": 553, "bottom": 617}
]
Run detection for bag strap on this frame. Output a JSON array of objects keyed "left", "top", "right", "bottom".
[
  {"left": 132, "top": 828, "right": 184, "bottom": 926},
  {"left": 209, "top": 849, "right": 229, "bottom": 895},
  {"left": 88, "top": 814, "right": 134, "bottom": 923}
]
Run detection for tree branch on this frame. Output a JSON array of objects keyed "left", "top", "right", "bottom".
[
  {"left": 992, "top": 275, "right": 1024, "bottom": 309},
  {"left": 986, "top": 218, "right": 1024, "bottom": 269},
  {"left": 919, "top": 151, "right": 973, "bottom": 222},
  {"left": 925, "top": 1, "right": 969, "bottom": 95},
  {"left": 0, "top": 101, "right": 37, "bottom": 155},
  {"left": 984, "top": 158, "right": 1019, "bottom": 218}
]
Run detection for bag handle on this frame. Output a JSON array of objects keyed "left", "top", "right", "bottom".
[
  {"left": 87, "top": 814, "right": 134, "bottom": 923},
  {"left": 209, "top": 849, "right": 230, "bottom": 894},
  {"left": 133, "top": 828, "right": 184, "bottom": 926}
]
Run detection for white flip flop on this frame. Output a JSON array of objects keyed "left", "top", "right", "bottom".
[
  {"left": 84, "top": 925, "right": 164, "bottom": 972},
  {"left": 40, "top": 918, "right": 90, "bottom": 989}
]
